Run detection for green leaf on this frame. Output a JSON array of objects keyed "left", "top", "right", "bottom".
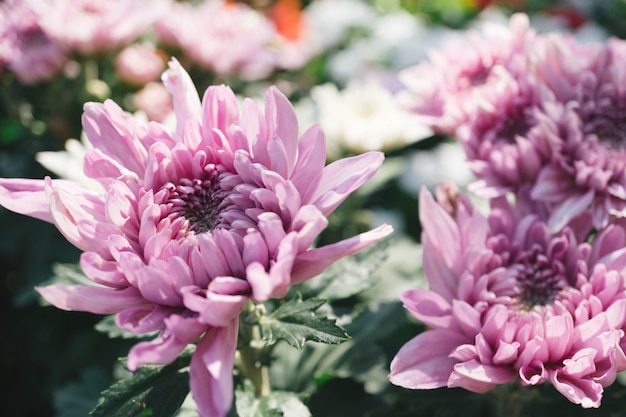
[
  {"left": 258, "top": 296, "right": 349, "bottom": 350},
  {"left": 91, "top": 348, "right": 192, "bottom": 417},
  {"left": 268, "top": 301, "right": 408, "bottom": 394},
  {"left": 294, "top": 237, "right": 392, "bottom": 301},
  {"left": 235, "top": 382, "right": 311, "bottom": 417}
]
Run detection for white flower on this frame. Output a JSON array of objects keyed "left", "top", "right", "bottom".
[{"left": 308, "top": 80, "right": 432, "bottom": 156}]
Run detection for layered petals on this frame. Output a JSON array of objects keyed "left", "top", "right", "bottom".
[
  {"left": 390, "top": 185, "right": 626, "bottom": 408},
  {"left": 0, "top": 59, "right": 391, "bottom": 417}
]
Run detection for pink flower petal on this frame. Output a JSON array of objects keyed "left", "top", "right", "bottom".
[
  {"left": 190, "top": 320, "right": 238, "bottom": 417},
  {"left": 36, "top": 284, "right": 148, "bottom": 314},
  {"left": 162, "top": 58, "right": 202, "bottom": 140},
  {"left": 264, "top": 86, "right": 299, "bottom": 178},
  {"left": 0, "top": 178, "right": 54, "bottom": 223},
  {"left": 311, "top": 151, "right": 385, "bottom": 216},
  {"left": 290, "top": 224, "right": 393, "bottom": 284},
  {"left": 400, "top": 288, "right": 452, "bottom": 329},
  {"left": 82, "top": 100, "right": 148, "bottom": 175},
  {"left": 449, "top": 359, "right": 515, "bottom": 392},
  {"left": 389, "top": 329, "right": 469, "bottom": 389},
  {"left": 550, "top": 370, "right": 603, "bottom": 408}
]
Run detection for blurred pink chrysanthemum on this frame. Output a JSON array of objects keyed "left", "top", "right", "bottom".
[
  {"left": 115, "top": 43, "right": 166, "bottom": 86},
  {"left": 401, "top": 13, "right": 626, "bottom": 230},
  {"left": 0, "top": 0, "right": 68, "bottom": 84},
  {"left": 176, "top": 0, "right": 277, "bottom": 80},
  {"left": 35, "top": 0, "right": 162, "bottom": 55},
  {"left": 529, "top": 37, "right": 626, "bottom": 230},
  {"left": 132, "top": 81, "right": 173, "bottom": 123},
  {"left": 389, "top": 183, "right": 626, "bottom": 408},
  {"left": 0, "top": 59, "right": 392, "bottom": 417},
  {"left": 399, "top": 14, "right": 535, "bottom": 135}
]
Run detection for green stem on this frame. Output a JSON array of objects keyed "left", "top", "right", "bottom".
[
  {"left": 238, "top": 303, "right": 271, "bottom": 396},
  {"left": 491, "top": 382, "right": 538, "bottom": 417}
]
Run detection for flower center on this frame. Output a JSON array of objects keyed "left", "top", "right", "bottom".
[
  {"left": 585, "top": 106, "right": 626, "bottom": 150},
  {"left": 513, "top": 244, "right": 567, "bottom": 308},
  {"left": 165, "top": 174, "right": 228, "bottom": 234},
  {"left": 460, "top": 64, "right": 492, "bottom": 89},
  {"left": 497, "top": 110, "right": 533, "bottom": 143}
]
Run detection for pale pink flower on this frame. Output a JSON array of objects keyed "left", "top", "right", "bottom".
[
  {"left": 177, "top": 0, "right": 276, "bottom": 80},
  {"left": 0, "top": 59, "right": 391, "bottom": 417},
  {"left": 132, "top": 81, "right": 173, "bottom": 123},
  {"left": 0, "top": 0, "right": 68, "bottom": 84},
  {"left": 115, "top": 43, "right": 166, "bottom": 86},
  {"left": 152, "top": 0, "right": 193, "bottom": 50},
  {"left": 389, "top": 183, "right": 626, "bottom": 408},
  {"left": 35, "top": 0, "right": 162, "bottom": 55}
]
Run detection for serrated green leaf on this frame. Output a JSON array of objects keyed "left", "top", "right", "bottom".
[
  {"left": 259, "top": 296, "right": 349, "bottom": 350},
  {"left": 91, "top": 348, "right": 192, "bottom": 417},
  {"left": 269, "top": 301, "right": 408, "bottom": 394},
  {"left": 235, "top": 383, "right": 311, "bottom": 417}
]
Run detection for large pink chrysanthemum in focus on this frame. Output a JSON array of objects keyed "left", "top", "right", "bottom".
[
  {"left": 530, "top": 36, "right": 626, "bottom": 230},
  {"left": 389, "top": 183, "right": 626, "bottom": 408},
  {"left": 0, "top": 59, "right": 392, "bottom": 417},
  {"left": 399, "top": 14, "right": 535, "bottom": 135}
]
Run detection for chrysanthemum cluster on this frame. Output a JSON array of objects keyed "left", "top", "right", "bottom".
[
  {"left": 0, "top": 0, "right": 318, "bottom": 84},
  {"left": 391, "top": 12, "right": 626, "bottom": 409},
  {"left": 0, "top": 59, "right": 391, "bottom": 417},
  {"left": 400, "top": 13, "right": 626, "bottom": 231}
]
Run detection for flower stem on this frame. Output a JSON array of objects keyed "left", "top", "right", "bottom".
[
  {"left": 238, "top": 303, "right": 271, "bottom": 396},
  {"left": 491, "top": 382, "right": 538, "bottom": 417}
]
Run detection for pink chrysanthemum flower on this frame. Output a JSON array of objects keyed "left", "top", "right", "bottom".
[
  {"left": 176, "top": 0, "right": 277, "bottom": 80},
  {"left": 389, "top": 183, "right": 626, "bottom": 408},
  {"left": 399, "top": 14, "right": 535, "bottom": 135},
  {"left": 35, "top": 0, "right": 162, "bottom": 55},
  {"left": 402, "top": 13, "right": 626, "bottom": 230},
  {"left": 0, "top": 59, "right": 392, "bottom": 417},
  {"left": 0, "top": 0, "right": 68, "bottom": 84},
  {"left": 529, "top": 36, "right": 626, "bottom": 230}
]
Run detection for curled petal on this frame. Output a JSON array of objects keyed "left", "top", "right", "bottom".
[
  {"left": 311, "top": 151, "right": 385, "bottom": 215},
  {"left": 401, "top": 288, "right": 452, "bottom": 329},
  {"left": 550, "top": 370, "right": 603, "bottom": 408},
  {"left": 0, "top": 178, "right": 55, "bottom": 223},
  {"left": 127, "top": 315, "right": 206, "bottom": 370},
  {"left": 181, "top": 281, "right": 250, "bottom": 327},
  {"left": 116, "top": 305, "right": 171, "bottom": 334},
  {"left": 449, "top": 359, "right": 516, "bottom": 392}
]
